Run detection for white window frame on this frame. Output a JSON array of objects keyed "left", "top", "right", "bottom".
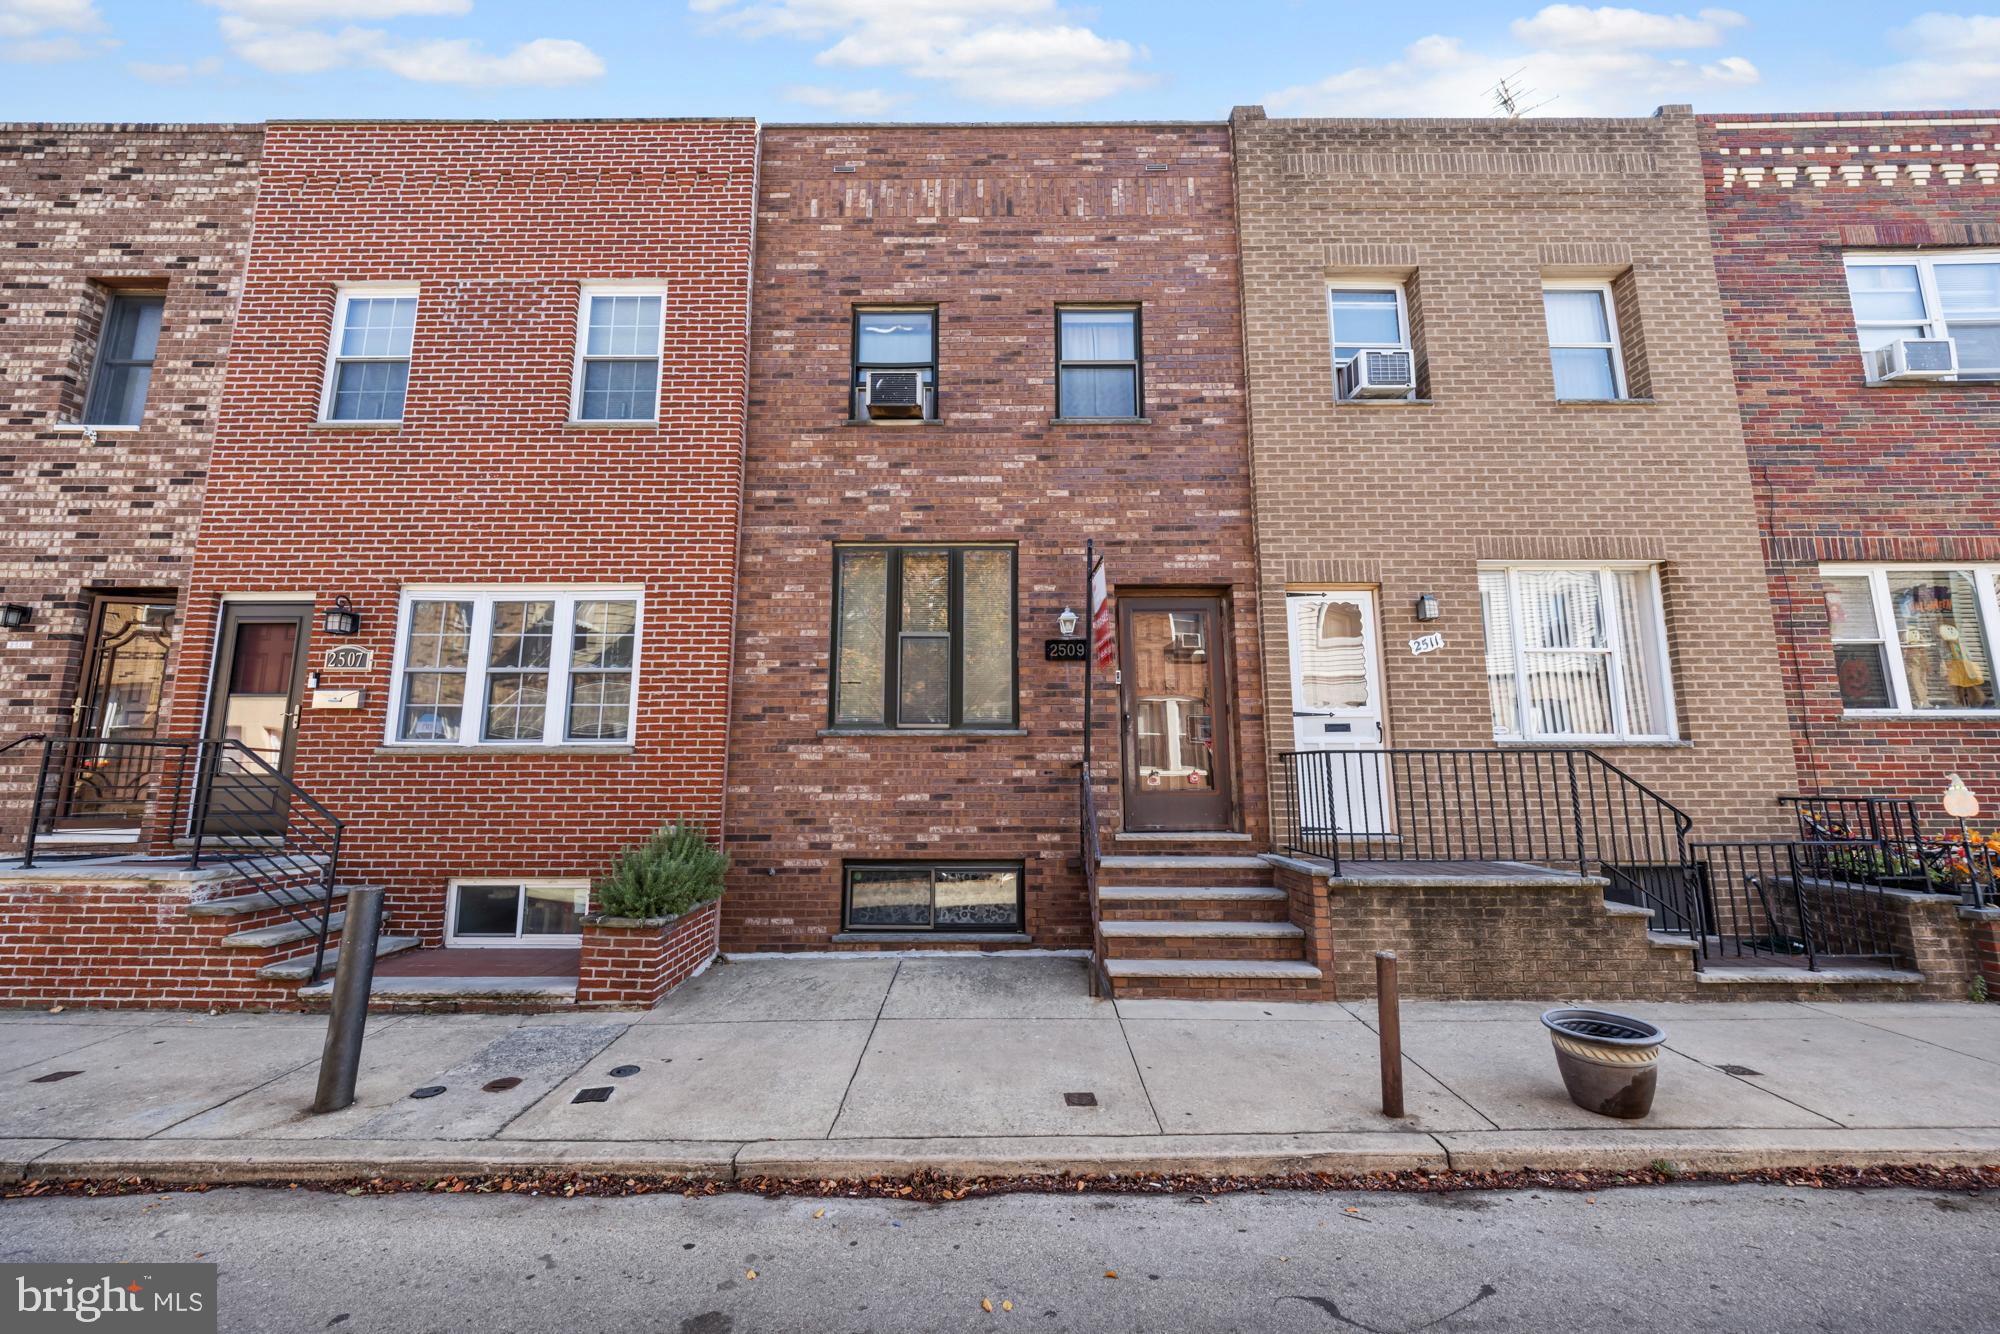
[
  {"left": 319, "top": 283, "right": 419, "bottom": 425},
  {"left": 1819, "top": 563, "right": 2000, "bottom": 718},
  {"left": 384, "top": 584, "right": 644, "bottom": 748},
  {"left": 445, "top": 878, "right": 590, "bottom": 948},
  {"left": 1842, "top": 250, "right": 2000, "bottom": 380},
  {"left": 569, "top": 282, "right": 668, "bottom": 424},
  {"left": 1541, "top": 280, "right": 1628, "bottom": 401},
  {"left": 1481, "top": 562, "right": 1677, "bottom": 743},
  {"left": 1326, "top": 281, "right": 1412, "bottom": 396}
]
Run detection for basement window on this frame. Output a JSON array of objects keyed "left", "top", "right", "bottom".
[
  {"left": 446, "top": 879, "right": 588, "bottom": 946},
  {"left": 843, "top": 862, "right": 1023, "bottom": 932}
]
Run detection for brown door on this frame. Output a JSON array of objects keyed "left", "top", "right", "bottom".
[
  {"left": 1118, "top": 594, "right": 1235, "bottom": 831},
  {"left": 56, "top": 594, "right": 176, "bottom": 829},
  {"left": 202, "top": 602, "right": 312, "bottom": 837}
]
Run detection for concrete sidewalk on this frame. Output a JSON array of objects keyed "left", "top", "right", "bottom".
[{"left": 4, "top": 956, "right": 1998, "bottom": 1185}]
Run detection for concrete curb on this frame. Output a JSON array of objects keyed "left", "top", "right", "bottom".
[{"left": 7, "top": 1129, "right": 1997, "bottom": 1188}]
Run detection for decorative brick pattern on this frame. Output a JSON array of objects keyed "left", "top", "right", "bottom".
[
  {"left": 725, "top": 125, "right": 1264, "bottom": 953},
  {"left": 1701, "top": 110, "right": 2000, "bottom": 809},
  {"left": 0, "top": 123, "right": 261, "bottom": 848},
  {"left": 576, "top": 896, "right": 721, "bottom": 1007},
  {"left": 164, "top": 121, "right": 758, "bottom": 946}
]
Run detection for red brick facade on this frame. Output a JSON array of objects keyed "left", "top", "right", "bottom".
[
  {"left": 723, "top": 124, "right": 1265, "bottom": 953},
  {"left": 577, "top": 897, "right": 722, "bottom": 1006},
  {"left": 165, "top": 120, "right": 758, "bottom": 945},
  {"left": 0, "top": 123, "right": 261, "bottom": 847},
  {"left": 1702, "top": 111, "right": 2000, "bottom": 811}
]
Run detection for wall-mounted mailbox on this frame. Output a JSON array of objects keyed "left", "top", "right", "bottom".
[{"left": 311, "top": 688, "right": 366, "bottom": 710}]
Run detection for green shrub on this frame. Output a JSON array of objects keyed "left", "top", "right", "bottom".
[{"left": 592, "top": 821, "right": 729, "bottom": 920}]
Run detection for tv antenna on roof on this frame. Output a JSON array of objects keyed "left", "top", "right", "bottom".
[{"left": 1489, "top": 69, "right": 1557, "bottom": 119}]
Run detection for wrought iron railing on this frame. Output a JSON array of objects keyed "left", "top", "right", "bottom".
[
  {"left": 1276, "top": 747, "right": 1705, "bottom": 947},
  {"left": 1078, "top": 761, "right": 1107, "bottom": 999},
  {"left": 6, "top": 733, "right": 347, "bottom": 983},
  {"left": 1780, "top": 794, "right": 1995, "bottom": 909},
  {"left": 1689, "top": 840, "right": 1906, "bottom": 970}
]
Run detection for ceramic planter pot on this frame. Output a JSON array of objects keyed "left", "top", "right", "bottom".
[{"left": 1540, "top": 1008, "right": 1665, "bottom": 1120}]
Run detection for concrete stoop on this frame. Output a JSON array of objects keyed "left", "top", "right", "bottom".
[{"left": 1097, "top": 855, "right": 1324, "bottom": 1001}]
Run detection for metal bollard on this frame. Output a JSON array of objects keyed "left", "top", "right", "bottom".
[
  {"left": 1376, "top": 950, "right": 1404, "bottom": 1119},
  {"left": 311, "top": 885, "right": 384, "bottom": 1114}
]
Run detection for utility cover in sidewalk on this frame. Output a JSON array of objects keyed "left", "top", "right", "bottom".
[
  {"left": 30, "top": 1070, "right": 83, "bottom": 1084},
  {"left": 609, "top": 1064, "right": 640, "bottom": 1078},
  {"left": 1064, "top": 1091, "right": 1098, "bottom": 1107},
  {"left": 1718, "top": 1065, "right": 1764, "bottom": 1077},
  {"left": 409, "top": 1085, "right": 446, "bottom": 1099},
  {"left": 482, "top": 1076, "right": 523, "bottom": 1092},
  {"left": 573, "top": 1086, "right": 614, "bottom": 1104}
]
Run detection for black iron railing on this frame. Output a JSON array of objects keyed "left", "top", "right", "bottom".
[
  {"left": 1780, "top": 794, "right": 1995, "bottom": 909},
  {"left": 1277, "top": 747, "right": 1704, "bottom": 948},
  {"left": 6, "top": 733, "right": 347, "bottom": 983},
  {"left": 1078, "top": 762, "right": 1107, "bottom": 999},
  {"left": 1689, "top": 840, "right": 1905, "bottom": 970}
]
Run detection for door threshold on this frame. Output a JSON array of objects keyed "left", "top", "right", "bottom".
[{"left": 1113, "top": 830, "right": 1252, "bottom": 843}]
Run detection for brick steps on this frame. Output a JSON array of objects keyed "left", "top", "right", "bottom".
[
  {"left": 1101, "top": 919, "right": 1306, "bottom": 961},
  {"left": 1099, "top": 885, "right": 1291, "bottom": 923},
  {"left": 1093, "top": 853, "right": 1323, "bottom": 1000},
  {"left": 1096, "top": 855, "right": 1274, "bottom": 888}
]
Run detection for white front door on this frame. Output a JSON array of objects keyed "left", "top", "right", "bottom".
[{"left": 1286, "top": 590, "right": 1389, "bottom": 838}]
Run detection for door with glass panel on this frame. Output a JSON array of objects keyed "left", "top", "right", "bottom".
[
  {"left": 202, "top": 603, "right": 311, "bottom": 836},
  {"left": 1118, "top": 595, "right": 1235, "bottom": 831},
  {"left": 56, "top": 595, "right": 176, "bottom": 829},
  {"left": 1285, "top": 590, "right": 1389, "bottom": 840}
]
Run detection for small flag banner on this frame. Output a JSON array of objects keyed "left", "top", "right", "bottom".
[{"left": 1090, "top": 562, "right": 1116, "bottom": 670}]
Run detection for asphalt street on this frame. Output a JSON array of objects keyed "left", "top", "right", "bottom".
[{"left": 5, "top": 1182, "right": 1996, "bottom": 1332}]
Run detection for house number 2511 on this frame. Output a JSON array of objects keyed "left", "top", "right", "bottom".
[{"left": 1408, "top": 632, "right": 1445, "bottom": 656}]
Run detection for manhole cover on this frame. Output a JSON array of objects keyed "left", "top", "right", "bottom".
[
  {"left": 30, "top": 1071, "right": 83, "bottom": 1084},
  {"left": 572, "top": 1086, "right": 614, "bottom": 1104},
  {"left": 1718, "top": 1064, "right": 1764, "bottom": 1077},
  {"left": 482, "top": 1077, "right": 523, "bottom": 1092},
  {"left": 608, "top": 1064, "right": 641, "bottom": 1078},
  {"left": 1063, "top": 1091, "right": 1098, "bottom": 1107},
  {"left": 409, "top": 1085, "right": 447, "bottom": 1099}
]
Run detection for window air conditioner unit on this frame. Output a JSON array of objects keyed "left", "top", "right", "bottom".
[
  {"left": 1868, "top": 337, "right": 1956, "bottom": 383},
  {"left": 861, "top": 369, "right": 930, "bottom": 419},
  {"left": 1340, "top": 347, "right": 1416, "bottom": 399},
  {"left": 1172, "top": 629, "right": 1206, "bottom": 654}
]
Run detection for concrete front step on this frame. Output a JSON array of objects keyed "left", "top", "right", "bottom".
[
  {"left": 220, "top": 911, "right": 351, "bottom": 950},
  {"left": 187, "top": 884, "right": 380, "bottom": 917},
  {"left": 257, "top": 935, "right": 420, "bottom": 981},
  {"left": 295, "top": 974, "right": 578, "bottom": 1006},
  {"left": 1098, "top": 884, "right": 1291, "bottom": 923},
  {"left": 1105, "top": 957, "right": 1325, "bottom": 1001},
  {"left": 1096, "top": 855, "right": 1274, "bottom": 888},
  {"left": 1101, "top": 919, "right": 1306, "bottom": 962}
]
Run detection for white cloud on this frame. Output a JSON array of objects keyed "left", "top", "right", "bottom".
[
  {"left": 696, "top": 0, "right": 1152, "bottom": 107},
  {"left": 0, "top": 0, "right": 99, "bottom": 61},
  {"left": 784, "top": 83, "right": 907, "bottom": 115},
  {"left": 1266, "top": 6, "right": 1761, "bottom": 117},
  {"left": 2, "top": 34, "right": 84, "bottom": 60},
  {"left": 210, "top": 0, "right": 605, "bottom": 87},
  {"left": 1872, "top": 12, "right": 2000, "bottom": 105},
  {"left": 128, "top": 55, "right": 226, "bottom": 83}
]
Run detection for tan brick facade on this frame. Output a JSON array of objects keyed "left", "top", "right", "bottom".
[{"left": 1229, "top": 105, "right": 1797, "bottom": 843}]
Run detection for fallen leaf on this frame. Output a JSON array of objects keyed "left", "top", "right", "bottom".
[
  {"left": 48, "top": 1005, "right": 64, "bottom": 1014},
  {"left": 1104, "top": 1271, "right": 1118, "bottom": 1280},
  {"left": 1344, "top": 1206, "right": 1359, "bottom": 1214},
  {"left": 982, "top": 1299, "right": 993, "bottom": 1313},
  {"left": 746, "top": 1269, "right": 757, "bottom": 1280},
  {"left": 813, "top": 1208, "right": 825, "bottom": 1219},
  {"left": 1002, "top": 1300, "right": 1013, "bottom": 1312}
]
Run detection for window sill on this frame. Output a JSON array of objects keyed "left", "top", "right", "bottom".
[
  {"left": 1494, "top": 737, "right": 1691, "bottom": 750},
  {"left": 832, "top": 932, "right": 1031, "bottom": 945},
  {"left": 1334, "top": 397, "right": 1434, "bottom": 406},
  {"left": 50, "top": 422, "right": 141, "bottom": 434},
  {"left": 310, "top": 420, "right": 403, "bottom": 432},
  {"left": 1861, "top": 378, "right": 1998, "bottom": 389},
  {"left": 818, "top": 728, "right": 1028, "bottom": 738},
  {"left": 373, "top": 744, "right": 638, "bottom": 757},
  {"left": 1553, "top": 397, "right": 1658, "bottom": 407},
  {"left": 1838, "top": 709, "right": 2000, "bottom": 721},
  {"left": 1051, "top": 416, "right": 1152, "bottom": 425},
  {"left": 841, "top": 418, "right": 945, "bottom": 427},
  {"left": 562, "top": 419, "right": 661, "bottom": 430}
]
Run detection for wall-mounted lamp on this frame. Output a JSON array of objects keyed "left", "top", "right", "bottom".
[
  {"left": 1944, "top": 774, "right": 1979, "bottom": 821},
  {"left": 321, "top": 595, "right": 361, "bottom": 637},
  {"left": 1058, "top": 607, "right": 1080, "bottom": 637},
  {"left": 1414, "top": 593, "right": 1440, "bottom": 623},
  {"left": 1, "top": 603, "right": 32, "bottom": 630}
]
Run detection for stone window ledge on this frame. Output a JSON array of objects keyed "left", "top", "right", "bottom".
[
  {"left": 818, "top": 728, "right": 1028, "bottom": 738},
  {"left": 1553, "top": 397, "right": 1659, "bottom": 407},
  {"left": 372, "top": 744, "right": 638, "bottom": 757}
]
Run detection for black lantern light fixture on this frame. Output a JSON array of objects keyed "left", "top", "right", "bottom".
[
  {"left": 1, "top": 603, "right": 32, "bottom": 630},
  {"left": 1414, "top": 592, "right": 1441, "bottom": 622},
  {"left": 322, "top": 595, "right": 361, "bottom": 637}
]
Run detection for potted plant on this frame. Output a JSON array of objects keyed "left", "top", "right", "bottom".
[
  {"left": 591, "top": 821, "right": 729, "bottom": 922},
  {"left": 577, "top": 822, "right": 729, "bottom": 1006}
]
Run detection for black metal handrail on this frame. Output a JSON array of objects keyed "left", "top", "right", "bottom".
[
  {"left": 1689, "top": 839, "right": 1908, "bottom": 970},
  {"left": 1078, "top": 762, "right": 1107, "bottom": 999},
  {"left": 1780, "top": 794, "right": 1995, "bottom": 909},
  {"left": 6, "top": 734, "right": 348, "bottom": 984},
  {"left": 1276, "top": 746, "right": 1704, "bottom": 950}
]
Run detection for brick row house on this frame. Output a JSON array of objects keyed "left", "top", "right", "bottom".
[{"left": 2, "top": 108, "right": 1994, "bottom": 1011}]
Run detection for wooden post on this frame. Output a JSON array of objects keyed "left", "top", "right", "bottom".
[{"left": 1376, "top": 950, "right": 1404, "bottom": 1119}]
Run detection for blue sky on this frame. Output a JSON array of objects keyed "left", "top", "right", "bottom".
[{"left": 2, "top": 3, "right": 1996, "bottom": 122}]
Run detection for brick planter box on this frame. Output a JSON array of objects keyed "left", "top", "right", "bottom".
[{"left": 576, "top": 897, "right": 721, "bottom": 1008}]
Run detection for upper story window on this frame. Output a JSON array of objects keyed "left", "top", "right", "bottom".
[
  {"left": 1479, "top": 564, "right": 1675, "bottom": 743},
  {"left": 388, "top": 587, "right": 641, "bottom": 747},
  {"left": 572, "top": 286, "right": 665, "bottom": 422},
  {"left": 1844, "top": 252, "right": 2000, "bottom": 381},
  {"left": 1822, "top": 565, "right": 1997, "bottom": 715},
  {"left": 1327, "top": 284, "right": 1414, "bottom": 400},
  {"left": 853, "top": 307, "right": 937, "bottom": 420},
  {"left": 1542, "top": 283, "right": 1627, "bottom": 400},
  {"left": 322, "top": 287, "right": 417, "bottom": 423},
  {"left": 832, "top": 544, "right": 1015, "bottom": 730},
  {"left": 1056, "top": 306, "right": 1141, "bottom": 419},
  {"left": 83, "top": 293, "right": 165, "bottom": 428}
]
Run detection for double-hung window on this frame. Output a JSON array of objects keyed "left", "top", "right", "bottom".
[
  {"left": 83, "top": 293, "right": 165, "bottom": 427},
  {"left": 323, "top": 287, "right": 417, "bottom": 423},
  {"left": 852, "top": 307, "right": 937, "bottom": 419},
  {"left": 1844, "top": 252, "right": 2000, "bottom": 379},
  {"left": 1056, "top": 306, "right": 1141, "bottom": 418},
  {"left": 1542, "top": 283, "right": 1627, "bottom": 400},
  {"left": 389, "top": 587, "right": 641, "bottom": 746},
  {"left": 1821, "top": 565, "right": 1998, "bottom": 714},
  {"left": 832, "top": 545, "right": 1015, "bottom": 729},
  {"left": 1328, "top": 284, "right": 1409, "bottom": 383},
  {"left": 572, "top": 285, "right": 666, "bottom": 422},
  {"left": 1479, "top": 564, "right": 1675, "bottom": 742}
]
